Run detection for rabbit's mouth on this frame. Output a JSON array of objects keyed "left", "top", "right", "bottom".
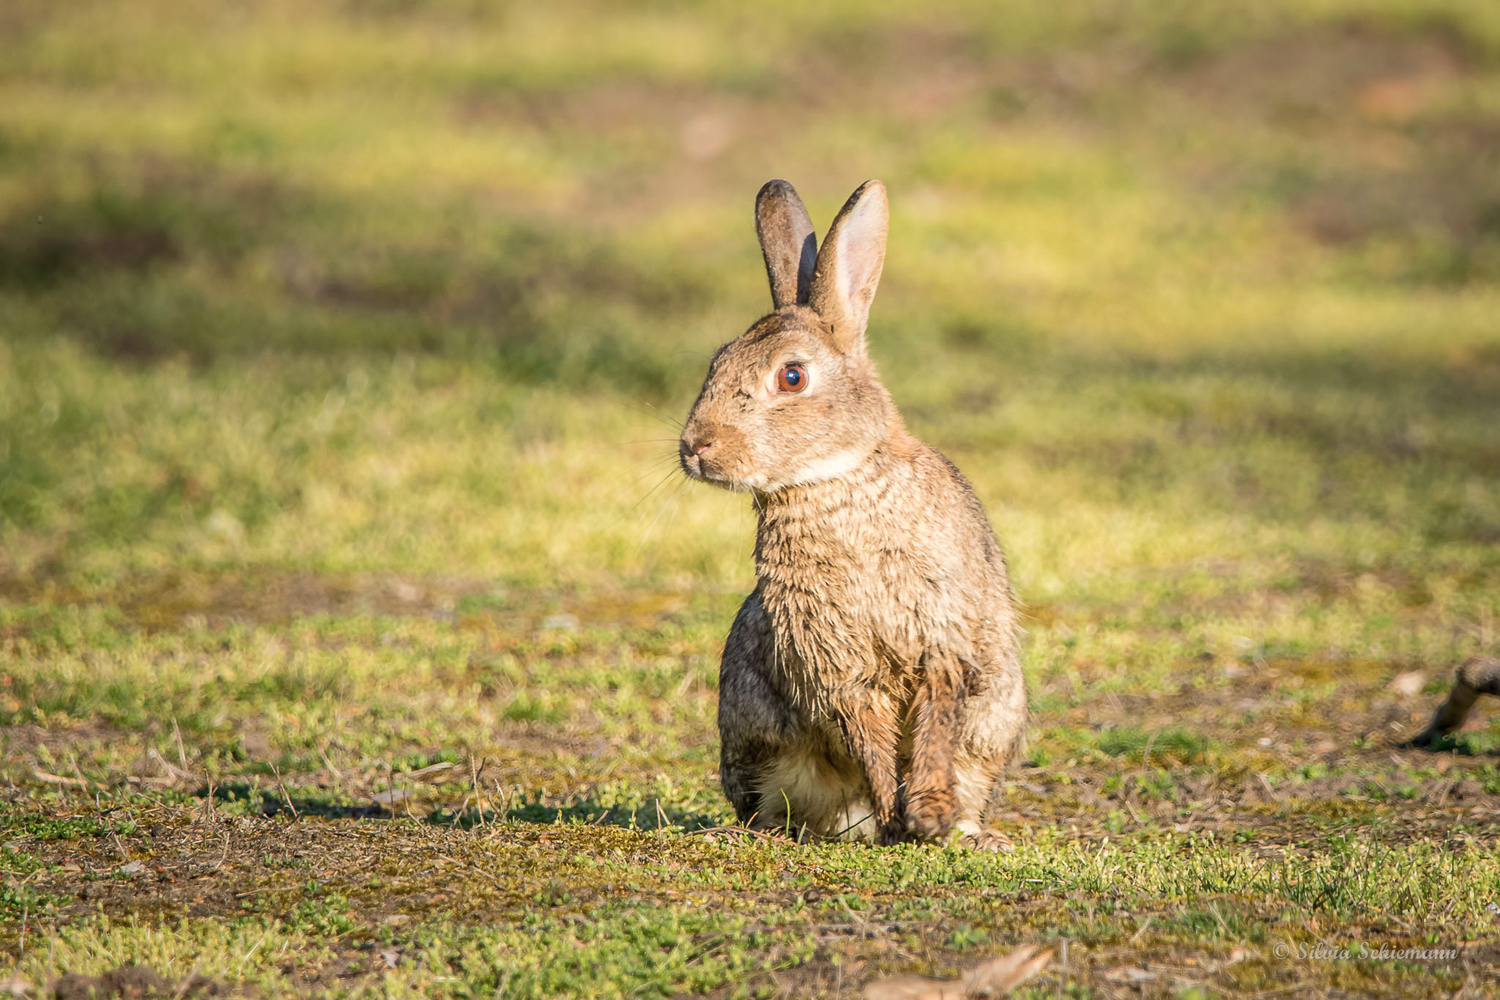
[
  {"left": 680, "top": 447, "right": 733, "bottom": 489},
  {"left": 679, "top": 432, "right": 738, "bottom": 489}
]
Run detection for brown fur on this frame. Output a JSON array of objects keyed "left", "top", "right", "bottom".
[{"left": 680, "top": 179, "right": 1027, "bottom": 846}]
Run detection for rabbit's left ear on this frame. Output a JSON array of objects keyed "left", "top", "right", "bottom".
[
  {"left": 809, "top": 180, "right": 888, "bottom": 355},
  {"left": 756, "top": 180, "right": 818, "bottom": 309}
]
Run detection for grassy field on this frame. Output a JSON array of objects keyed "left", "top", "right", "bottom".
[{"left": 2, "top": 0, "right": 1500, "bottom": 996}]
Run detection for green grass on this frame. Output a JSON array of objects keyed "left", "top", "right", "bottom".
[{"left": 2, "top": 0, "right": 1499, "bottom": 996}]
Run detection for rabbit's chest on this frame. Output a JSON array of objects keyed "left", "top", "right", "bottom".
[
  {"left": 760, "top": 508, "right": 956, "bottom": 617},
  {"left": 754, "top": 476, "right": 981, "bottom": 705},
  {"left": 757, "top": 543, "right": 945, "bottom": 697}
]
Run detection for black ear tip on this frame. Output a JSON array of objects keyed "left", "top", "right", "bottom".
[
  {"left": 758, "top": 178, "right": 797, "bottom": 204},
  {"left": 848, "top": 179, "right": 886, "bottom": 203}
]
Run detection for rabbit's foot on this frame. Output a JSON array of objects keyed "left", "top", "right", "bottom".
[
  {"left": 905, "top": 788, "right": 958, "bottom": 841},
  {"left": 955, "top": 824, "right": 1014, "bottom": 853},
  {"left": 876, "top": 820, "right": 910, "bottom": 847}
]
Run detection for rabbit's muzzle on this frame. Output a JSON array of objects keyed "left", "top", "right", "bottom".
[
  {"left": 678, "top": 435, "right": 714, "bottom": 480},
  {"left": 679, "top": 419, "right": 755, "bottom": 489}
]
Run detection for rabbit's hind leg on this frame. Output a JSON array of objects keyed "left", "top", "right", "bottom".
[
  {"left": 718, "top": 594, "right": 879, "bottom": 840},
  {"left": 751, "top": 742, "right": 876, "bottom": 842},
  {"left": 718, "top": 592, "right": 792, "bottom": 825},
  {"left": 951, "top": 656, "right": 1028, "bottom": 850}
]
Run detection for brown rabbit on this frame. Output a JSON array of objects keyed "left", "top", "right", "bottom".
[{"left": 678, "top": 179, "right": 1026, "bottom": 849}]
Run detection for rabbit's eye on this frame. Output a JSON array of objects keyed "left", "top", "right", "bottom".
[{"left": 776, "top": 364, "right": 808, "bottom": 393}]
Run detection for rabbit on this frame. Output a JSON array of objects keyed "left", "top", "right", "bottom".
[
  {"left": 1412, "top": 656, "right": 1500, "bottom": 747},
  {"left": 678, "top": 178, "right": 1027, "bottom": 849}
]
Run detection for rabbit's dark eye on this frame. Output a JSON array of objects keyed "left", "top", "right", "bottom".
[{"left": 776, "top": 364, "right": 808, "bottom": 393}]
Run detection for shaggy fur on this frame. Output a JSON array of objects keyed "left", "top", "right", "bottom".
[{"left": 679, "top": 179, "right": 1027, "bottom": 847}]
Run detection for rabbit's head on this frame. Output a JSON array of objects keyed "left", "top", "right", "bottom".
[{"left": 680, "top": 180, "right": 898, "bottom": 493}]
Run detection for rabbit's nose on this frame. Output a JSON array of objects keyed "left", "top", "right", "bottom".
[{"left": 680, "top": 436, "right": 715, "bottom": 458}]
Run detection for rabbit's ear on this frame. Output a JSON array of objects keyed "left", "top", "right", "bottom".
[
  {"left": 756, "top": 179, "right": 818, "bottom": 309},
  {"left": 809, "top": 180, "right": 888, "bottom": 354}
]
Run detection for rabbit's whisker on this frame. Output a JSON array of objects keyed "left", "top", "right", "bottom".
[
  {"left": 624, "top": 452, "right": 687, "bottom": 488},
  {"left": 624, "top": 456, "right": 684, "bottom": 490},
  {"left": 657, "top": 480, "right": 685, "bottom": 542},
  {"left": 635, "top": 478, "right": 686, "bottom": 555},
  {"left": 630, "top": 467, "right": 683, "bottom": 513},
  {"left": 620, "top": 398, "right": 684, "bottom": 433}
]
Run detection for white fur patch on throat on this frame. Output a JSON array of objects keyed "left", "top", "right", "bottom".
[{"left": 788, "top": 448, "right": 866, "bottom": 487}]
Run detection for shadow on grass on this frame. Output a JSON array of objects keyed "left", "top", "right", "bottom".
[
  {"left": 201, "top": 782, "right": 728, "bottom": 832},
  {"left": 1405, "top": 731, "right": 1500, "bottom": 757},
  {"left": 430, "top": 796, "right": 727, "bottom": 833},
  {"left": 206, "top": 782, "right": 387, "bottom": 820}
]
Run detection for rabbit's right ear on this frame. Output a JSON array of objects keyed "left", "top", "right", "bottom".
[{"left": 756, "top": 179, "right": 818, "bottom": 309}]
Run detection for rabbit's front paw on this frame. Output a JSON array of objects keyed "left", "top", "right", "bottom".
[
  {"left": 905, "top": 788, "right": 958, "bottom": 841},
  {"left": 960, "top": 829, "right": 1014, "bottom": 853}
]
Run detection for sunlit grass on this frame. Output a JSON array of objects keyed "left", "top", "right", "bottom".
[{"left": 2, "top": 0, "right": 1499, "bottom": 996}]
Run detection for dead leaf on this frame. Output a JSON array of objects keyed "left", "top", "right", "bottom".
[
  {"left": 864, "top": 943, "right": 1054, "bottom": 1000},
  {"left": 402, "top": 762, "right": 456, "bottom": 782},
  {"left": 1103, "top": 966, "right": 1156, "bottom": 983},
  {"left": 1387, "top": 670, "right": 1425, "bottom": 698},
  {"left": 962, "top": 945, "right": 1055, "bottom": 997},
  {"left": 151, "top": 748, "right": 200, "bottom": 781}
]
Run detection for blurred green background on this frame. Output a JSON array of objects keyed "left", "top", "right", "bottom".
[{"left": 2, "top": 0, "right": 1497, "bottom": 608}]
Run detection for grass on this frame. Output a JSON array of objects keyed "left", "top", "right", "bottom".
[{"left": 2, "top": 0, "right": 1499, "bottom": 996}]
